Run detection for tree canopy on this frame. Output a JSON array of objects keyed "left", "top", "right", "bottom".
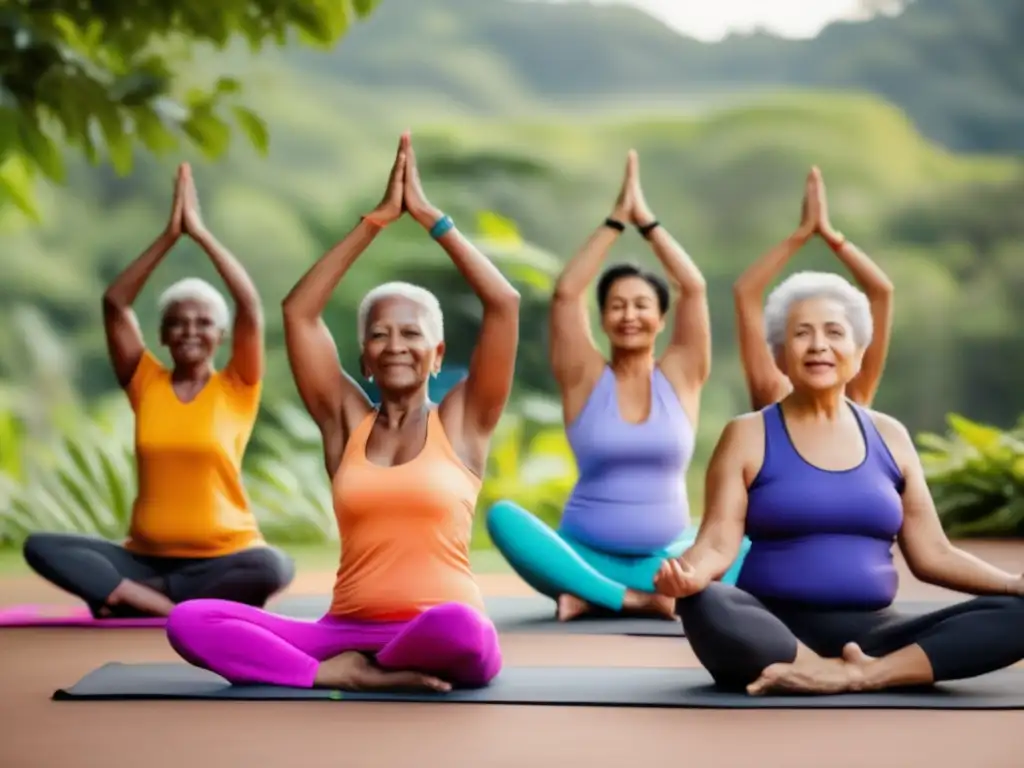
[{"left": 0, "top": 0, "right": 381, "bottom": 216}]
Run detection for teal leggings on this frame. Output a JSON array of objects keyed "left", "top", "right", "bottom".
[{"left": 486, "top": 500, "right": 751, "bottom": 612}]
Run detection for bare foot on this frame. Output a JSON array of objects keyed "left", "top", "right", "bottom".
[
  {"left": 622, "top": 590, "right": 677, "bottom": 620},
  {"left": 747, "top": 657, "right": 859, "bottom": 696},
  {"left": 314, "top": 651, "right": 451, "bottom": 693},
  {"left": 556, "top": 593, "right": 592, "bottom": 621}
]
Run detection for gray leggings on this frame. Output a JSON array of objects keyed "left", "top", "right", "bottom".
[
  {"left": 678, "top": 582, "right": 1024, "bottom": 690},
  {"left": 23, "top": 532, "right": 295, "bottom": 617}
]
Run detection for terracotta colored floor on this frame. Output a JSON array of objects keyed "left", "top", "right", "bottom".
[{"left": 2, "top": 541, "right": 1023, "bottom": 768}]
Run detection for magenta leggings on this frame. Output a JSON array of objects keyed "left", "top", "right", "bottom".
[{"left": 165, "top": 599, "right": 503, "bottom": 688}]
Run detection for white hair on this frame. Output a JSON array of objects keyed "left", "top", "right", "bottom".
[
  {"left": 157, "top": 278, "right": 231, "bottom": 331},
  {"left": 764, "top": 271, "right": 873, "bottom": 352},
  {"left": 357, "top": 281, "right": 444, "bottom": 347}
]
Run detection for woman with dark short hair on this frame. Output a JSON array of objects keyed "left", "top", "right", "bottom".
[{"left": 487, "top": 151, "right": 749, "bottom": 622}]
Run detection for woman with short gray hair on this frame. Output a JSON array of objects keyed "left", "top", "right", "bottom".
[
  {"left": 165, "top": 133, "right": 519, "bottom": 694},
  {"left": 733, "top": 166, "right": 894, "bottom": 410},
  {"left": 654, "top": 268, "right": 1024, "bottom": 696},
  {"left": 23, "top": 163, "right": 294, "bottom": 618}
]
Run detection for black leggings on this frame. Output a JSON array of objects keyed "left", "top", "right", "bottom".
[
  {"left": 678, "top": 582, "right": 1024, "bottom": 690},
  {"left": 23, "top": 532, "right": 296, "bottom": 617}
]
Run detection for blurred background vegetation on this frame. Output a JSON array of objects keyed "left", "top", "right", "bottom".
[{"left": 1, "top": 0, "right": 1022, "bottom": 563}]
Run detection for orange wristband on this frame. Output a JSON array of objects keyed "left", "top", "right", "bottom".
[{"left": 361, "top": 214, "right": 387, "bottom": 229}]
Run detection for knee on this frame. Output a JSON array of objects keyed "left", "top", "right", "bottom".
[
  {"left": 233, "top": 547, "right": 296, "bottom": 594},
  {"left": 22, "top": 533, "right": 60, "bottom": 573},
  {"left": 427, "top": 603, "right": 502, "bottom": 681},
  {"left": 166, "top": 599, "right": 226, "bottom": 658},
  {"left": 486, "top": 500, "right": 547, "bottom": 550},
  {"left": 485, "top": 499, "right": 524, "bottom": 536},
  {"left": 676, "top": 583, "right": 735, "bottom": 637}
]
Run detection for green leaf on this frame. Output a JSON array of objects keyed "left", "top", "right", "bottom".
[
  {"left": 181, "top": 109, "right": 232, "bottom": 159},
  {"left": 0, "top": 153, "right": 40, "bottom": 219},
  {"left": 231, "top": 105, "right": 270, "bottom": 156},
  {"left": 352, "top": 0, "right": 383, "bottom": 17},
  {"left": 15, "top": 114, "right": 64, "bottom": 182}
]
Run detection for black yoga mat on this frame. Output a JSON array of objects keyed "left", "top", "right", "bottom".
[
  {"left": 52, "top": 662, "right": 1024, "bottom": 710},
  {"left": 270, "top": 596, "right": 959, "bottom": 638},
  {"left": 271, "top": 595, "right": 685, "bottom": 636}
]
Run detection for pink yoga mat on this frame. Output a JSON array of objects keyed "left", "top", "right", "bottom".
[{"left": 0, "top": 604, "right": 166, "bottom": 628}]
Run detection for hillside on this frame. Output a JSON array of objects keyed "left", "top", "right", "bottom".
[{"left": 272, "top": 0, "right": 1024, "bottom": 153}]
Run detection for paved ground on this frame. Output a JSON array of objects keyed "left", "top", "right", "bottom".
[{"left": 1, "top": 541, "right": 1022, "bottom": 768}]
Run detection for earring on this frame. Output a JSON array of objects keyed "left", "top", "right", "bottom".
[
  {"left": 367, "top": 374, "right": 374, "bottom": 383},
  {"left": 431, "top": 371, "right": 438, "bottom": 379}
]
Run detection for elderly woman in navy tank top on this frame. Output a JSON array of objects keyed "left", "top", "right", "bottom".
[
  {"left": 487, "top": 150, "right": 750, "bottom": 622},
  {"left": 655, "top": 271, "right": 1024, "bottom": 695}
]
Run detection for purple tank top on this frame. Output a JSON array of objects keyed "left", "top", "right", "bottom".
[
  {"left": 558, "top": 366, "right": 694, "bottom": 555},
  {"left": 736, "top": 401, "right": 906, "bottom": 609}
]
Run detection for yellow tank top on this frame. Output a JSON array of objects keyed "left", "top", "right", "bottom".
[
  {"left": 123, "top": 350, "right": 264, "bottom": 558},
  {"left": 329, "top": 407, "right": 484, "bottom": 621}
]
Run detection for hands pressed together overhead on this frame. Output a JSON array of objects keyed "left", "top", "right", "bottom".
[
  {"left": 796, "top": 165, "right": 841, "bottom": 241},
  {"left": 610, "top": 149, "right": 656, "bottom": 227},
  {"left": 164, "top": 163, "right": 207, "bottom": 241},
  {"left": 367, "top": 131, "right": 441, "bottom": 229}
]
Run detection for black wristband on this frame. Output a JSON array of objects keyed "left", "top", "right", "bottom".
[
  {"left": 603, "top": 217, "right": 625, "bottom": 232},
  {"left": 637, "top": 220, "right": 660, "bottom": 239}
]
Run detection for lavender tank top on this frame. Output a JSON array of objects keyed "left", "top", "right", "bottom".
[
  {"left": 736, "top": 401, "right": 906, "bottom": 609},
  {"left": 558, "top": 366, "right": 694, "bottom": 555}
]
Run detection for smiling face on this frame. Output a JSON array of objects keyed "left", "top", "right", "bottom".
[
  {"left": 160, "top": 298, "right": 224, "bottom": 369},
  {"left": 777, "top": 296, "right": 864, "bottom": 392},
  {"left": 360, "top": 295, "right": 444, "bottom": 394},
  {"left": 599, "top": 275, "right": 666, "bottom": 352}
]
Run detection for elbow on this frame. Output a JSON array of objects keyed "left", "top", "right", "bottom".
[
  {"left": 492, "top": 287, "right": 521, "bottom": 313},
  {"left": 872, "top": 278, "right": 895, "bottom": 299}
]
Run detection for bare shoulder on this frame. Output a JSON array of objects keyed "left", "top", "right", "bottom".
[
  {"left": 715, "top": 411, "right": 765, "bottom": 459},
  {"left": 864, "top": 407, "right": 915, "bottom": 463}
]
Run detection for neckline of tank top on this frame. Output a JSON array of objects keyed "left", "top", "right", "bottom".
[
  {"left": 593, "top": 364, "right": 675, "bottom": 428},
  {"left": 772, "top": 399, "right": 872, "bottom": 475},
  {"left": 354, "top": 405, "right": 481, "bottom": 483}
]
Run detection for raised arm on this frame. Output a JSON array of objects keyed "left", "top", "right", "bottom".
[
  {"left": 627, "top": 152, "right": 710, "bottom": 422},
  {"left": 815, "top": 170, "right": 894, "bottom": 407},
  {"left": 180, "top": 164, "right": 264, "bottom": 386},
  {"left": 550, "top": 154, "right": 635, "bottom": 421},
  {"left": 281, "top": 141, "right": 406, "bottom": 476},
  {"left": 403, "top": 135, "right": 521, "bottom": 444},
  {"left": 873, "top": 413, "right": 1022, "bottom": 596},
  {"left": 102, "top": 166, "right": 184, "bottom": 387},
  {"left": 733, "top": 171, "right": 819, "bottom": 410},
  {"left": 654, "top": 415, "right": 757, "bottom": 597}
]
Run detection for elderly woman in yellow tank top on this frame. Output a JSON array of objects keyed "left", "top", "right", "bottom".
[
  {"left": 165, "top": 133, "right": 521, "bottom": 693},
  {"left": 22, "top": 164, "right": 294, "bottom": 618}
]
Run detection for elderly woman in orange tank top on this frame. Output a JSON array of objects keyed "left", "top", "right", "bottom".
[
  {"left": 22, "top": 164, "right": 294, "bottom": 619},
  {"left": 165, "top": 133, "right": 521, "bottom": 693}
]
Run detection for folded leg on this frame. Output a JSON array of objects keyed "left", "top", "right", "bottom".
[
  {"left": 160, "top": 547, "right": 296, "bottom": 607},
  {"left": 166, "top": 598, "right": 403, "bottom": 687},
  {"left": 485, "top": 500, "right": 631, "bottom": 610},
  {"left": 678, "top": 582, "right": 802, "bottom": 689},
  {"left": 22, "top": 532, "right": 162, "bottom": 616},
  {"left": 375, "top": 602, "right": 502, "bottom": 687}
]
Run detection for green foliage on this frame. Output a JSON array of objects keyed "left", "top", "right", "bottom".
[
  {"left": 918, "top": 415, "right": 1024, "bottom": 538},
  {"left": 0, "top": 0, "right": 382, "bottom": 216}
]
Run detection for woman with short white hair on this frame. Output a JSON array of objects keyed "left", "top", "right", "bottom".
[
  {"left": 654, "top": 268, "right": 1024, "bottom": 696},
  {"left": 23, "top": 163, "right": 294, "bottom": 618},
  {"left": 166, "top": 132, "right": 520, "bottom": 694},
  {"left": 733, "top": 166, "right": 894, "bottom": 410}
]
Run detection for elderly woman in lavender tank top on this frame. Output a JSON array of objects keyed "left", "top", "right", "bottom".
[
  {"left": 486, "top": 151, "right": 750, "bottom": 623},
  {"left": 655, "top": 271, "right": 1024, "bottom": 696}
]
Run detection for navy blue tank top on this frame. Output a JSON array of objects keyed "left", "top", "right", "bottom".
[{"left": 735, "top": 401, "right": 906, "bottom": 609}]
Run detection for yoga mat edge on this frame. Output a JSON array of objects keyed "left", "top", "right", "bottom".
[{"left": 52, "top": 662, "right": 1024, "bottom": 710}]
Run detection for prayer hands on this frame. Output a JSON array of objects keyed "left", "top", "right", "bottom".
[
  {"left": 611, "top": 149, "right": 654, "bottom": 225},
  {"left": 369, "top": 133, "right": 408, "bottom": 225},
  {"left": 180, "top": 163, "right": 206, "bottom": 238},
  {"left": 402, "top": 133, "right": 441, "bottom": 229},
  {"left": 653, "top": 557, "right": 709, "bottom": 598},
  {"left": 797, "top": 166, "right": 834, "bottom": 239},
  {"left": 165, "top": 165, "right": 186, "bottom": 239}
]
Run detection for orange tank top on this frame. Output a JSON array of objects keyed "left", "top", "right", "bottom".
[
  {"left": 328, "top": 407, "right": 484, "bottom": 621},
  {"left": 123, "top": 350, "right": 265, "bottom": 558}
]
